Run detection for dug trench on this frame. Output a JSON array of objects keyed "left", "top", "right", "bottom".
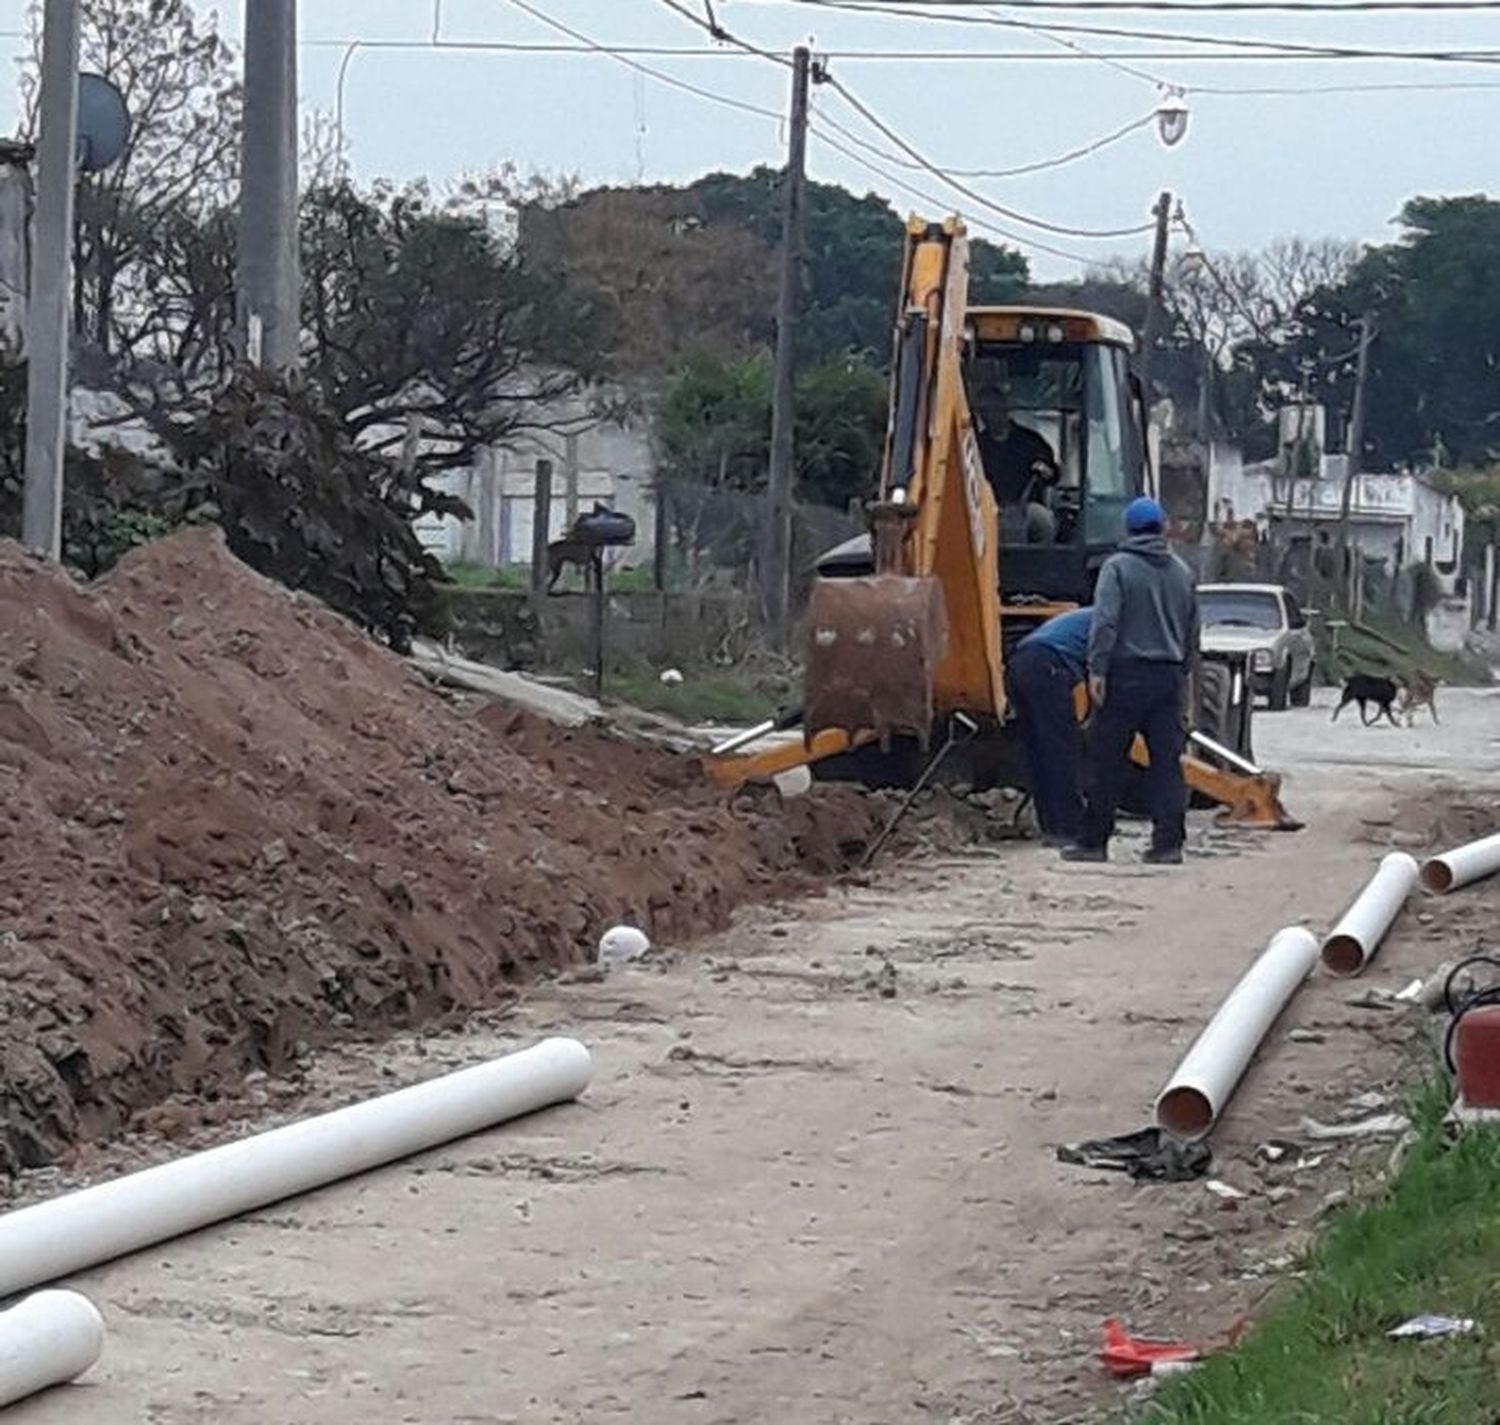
[
  {"left": 0, "top": 529, "right": 1006, "bottom": 1180},
  {"left": 10, "top": 743, "right": 1495, "bottom": 1425}
]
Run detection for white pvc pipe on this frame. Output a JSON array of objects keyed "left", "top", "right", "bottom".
[
  {"left": 0, "top": 1038, "right": 592, "bottom": 1300},
  {"left": 1320, "top": 852, "right": 1420, "bottom": 976},
  {"left": 1156, "top": 927, "right": 1319, "bottom": 1141},
  {"left": 1421, "top": 831, "right": 1500, "bottom": 895},
  {"left": 0, "top": 1292, "right": 104, "bottom": 1409}
]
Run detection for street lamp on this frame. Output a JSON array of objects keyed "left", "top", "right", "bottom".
[{"left": 1156, "top": 90, "right": 1190, "bottom": 148}]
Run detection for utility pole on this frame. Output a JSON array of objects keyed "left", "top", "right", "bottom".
[
  {"left": 1335, "top": 316, "right": 1374, "bottom": 613},
  {"left": 20, "top": 0, "right": 80, "bottom": 559},
  {"left": 237, "top": 0, "right": 300, "bottom": 371},
  {"left": 1137, "top": 190, "right": 1172, "bottom": 402},
  {"left": 529, "top": 458, "right": 554, "bottom": 605},
  {"left": 761, "top": 45, "right": 812, "bottom": 650}
]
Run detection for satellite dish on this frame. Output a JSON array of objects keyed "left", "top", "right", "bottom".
[{"left": 76, "top": 72, "right": 131, "bottom": 173}]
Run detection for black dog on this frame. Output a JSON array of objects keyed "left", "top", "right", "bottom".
[{"left": 1331, "top": 673, "right": 1400, "bottom": 727}]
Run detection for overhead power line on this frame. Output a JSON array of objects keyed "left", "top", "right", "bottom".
[
  {"left": 262, "top": 31, "right": 1500, "bottom": 79},
  {"left": 823, "top": 73, "right": 1157, "bottom": 236},
  {"left": 808, "top": 106, "right": 1099, "bottom": 263},
  {"left": 784, "top": 0, "right": 1500, "bottom": 64},
  {"left": 495, "top": 0, "right": 784, "bottom": 119},
  {"left": 814, "top": 104, "right": 1159, "bottom": 177},
  {"left": 799, "top": 0, "right": 1500, "bottom": 9}
]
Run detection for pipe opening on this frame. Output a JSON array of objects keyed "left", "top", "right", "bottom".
[
  {"left": 1421, "top": 859, "right": 1454, "bottom": 895},
  {"left": 1156, "top": 1086, "right": 1213, "bottom": 1141},
  {"left": 1321, "top": 934, "right": 1366, "bottom": 977}
]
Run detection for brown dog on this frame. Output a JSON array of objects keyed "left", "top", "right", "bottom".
[{"left": 1398, "top": 671, "right": 1441, "bottom": 727}]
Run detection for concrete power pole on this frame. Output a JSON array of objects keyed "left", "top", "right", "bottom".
[
  {"left": 1335, "top": 316, "right": 1375, "bottom": 613},
  {"left": 20, "top": 0, "right": 80, "bottom": 559},
  {"left": 760, "top": 45, "right": 812, "bottom": 650},
  {"left": 1137, "top": 190, "right": 1172, "bottom": 403},
  {"left": 238, "top": 0, "right": 300, "bottom": 371}
]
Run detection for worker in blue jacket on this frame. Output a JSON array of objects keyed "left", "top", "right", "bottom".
[{"left": 1007, "top": 606, "right": 1091, "bottom": 847}]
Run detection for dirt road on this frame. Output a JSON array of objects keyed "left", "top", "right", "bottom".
[{"left": 11, "top": 692, "right": 1499, "bottom": 1425}]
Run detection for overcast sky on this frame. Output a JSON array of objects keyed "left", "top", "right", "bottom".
[{"left": 3, "top": 0, "right": 1499, "bottom": 278}]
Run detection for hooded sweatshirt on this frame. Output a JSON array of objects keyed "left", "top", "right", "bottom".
[{"left": 1087, "top": 532, "right": 1200, "bottom": 676}]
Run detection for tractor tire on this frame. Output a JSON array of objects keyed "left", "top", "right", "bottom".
[
  {"left": 1268, "top": 661, "right": 1291, "bottom": 712},
  {"left": 1189, "top": 661, "right": 1236, "bottom": 810}
]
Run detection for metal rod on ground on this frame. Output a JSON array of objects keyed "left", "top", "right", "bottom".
[
  {"left": 529, "top": 457, "right": 553, "bottom": 605},
  {"left": 760, "top": 44, "right": 812, "bottom": 651},
  {"left": 237, "top": 0, "right": 300, "bottom": 370},
  {"left": 709, "top": 705, "right": 804, "bottom": 758},
  {"left": 19, "top": 0, "right": 81, "bottom": 559},
  {"left": 861, "top": 714, "right": 977, "bottom": 868},
  {"left": 1188, "top": 729, "right": 1262, "bottom": 778}
]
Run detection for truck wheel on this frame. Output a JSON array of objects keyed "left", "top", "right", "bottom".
[
  {"left": 1291, "top": 668, "right": 1314, "bottom": 708},
  {"left": 1189, "top": 662, "right": 1235, "bottom": 810},
  {"left": 1268, "top": 661, "right": 1291, "bottom": 712},
  {"left": 1195, "top": 662, "right": 1235, "bottom": 746}
]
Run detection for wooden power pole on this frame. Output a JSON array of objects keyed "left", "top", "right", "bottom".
[
  {"left": 1137, "top": 190, "right": 1172, "bottom": 401},
  {"left": 1335, "top": 316, "right": 1375, "bottom": 612},
  {"left": 760, "top": 45, "right": 812, "bottom": 651}
]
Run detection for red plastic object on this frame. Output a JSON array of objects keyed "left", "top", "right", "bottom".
[
  {"left": 1100, "top": 1319, "right": 1200, "bottom": 1379},
  {"left": 1456, "top": 1005, "right": 1500, "bottom": 1109}
]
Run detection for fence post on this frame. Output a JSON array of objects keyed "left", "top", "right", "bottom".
[{"left": 529, "top": 458, "right": 553, "bottom": 605}]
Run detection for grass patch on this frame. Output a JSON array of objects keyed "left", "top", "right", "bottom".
[
  {"left": 1143, "top": 1075, "right": 1500, "bottom": 1425},
  {"left": 597, "top": 663, "right": 792, "bottom": 725},
  {"left": 442, "top": 561, "right": 529, "bottom": 591},
  {"left": 1319, "top": 615, "right": 1489, "bottom": 688}
]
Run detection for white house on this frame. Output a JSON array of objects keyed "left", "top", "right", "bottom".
[
  {"left": 1207, "top": 450, "right": 1465, "bottom": 583},
  {"left": 414, "top": 378, "right": 656, "bottom": 571}
]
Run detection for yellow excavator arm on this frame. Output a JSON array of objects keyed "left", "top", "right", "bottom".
[{"left": 803, "top": 218, "right": 1004, "bottom": 749}]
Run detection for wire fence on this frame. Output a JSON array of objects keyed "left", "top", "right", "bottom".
[{"left": 655, "top": 474, "right": 865, "bottom": 604}]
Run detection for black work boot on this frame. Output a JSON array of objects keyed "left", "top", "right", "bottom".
[
  {"left": 1143, "top": 846, "right": 1184, "bottom": 866},
  {"left": 1061, "top": 844, "right": 1107, "bottom": 863}
]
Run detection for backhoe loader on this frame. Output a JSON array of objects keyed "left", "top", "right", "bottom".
[{"left": 711, "top": 216, "right": 1297, "bottom": 831}]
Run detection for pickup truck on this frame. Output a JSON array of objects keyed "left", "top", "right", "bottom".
[{"left": 1198, "top": 582, "right": 1317, "bottom": 711}]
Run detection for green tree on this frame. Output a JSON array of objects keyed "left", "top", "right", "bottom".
[
  {"left": 522, "top": 168, "right": 1029, "bottom": 376},
  {"left": 656, "top": 352, "right": 886, "bottom": 509},
  {"left": 1266, "top": 199, "right": 1500, "bottom": 470}
]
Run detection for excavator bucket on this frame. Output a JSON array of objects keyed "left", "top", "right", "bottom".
[
  {"left": 1183, "top": 756, "right": 1303, "bottom": 831},
  {"left": 805, "top": 574, "right": 948, "bottom": 750}
]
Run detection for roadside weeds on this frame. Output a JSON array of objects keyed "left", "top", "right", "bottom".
[{"left": 1138, "top": 1073, "right": 1500, "bottom": 1425}]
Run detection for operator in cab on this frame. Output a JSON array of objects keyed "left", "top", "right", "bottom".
[
  {"left": 1007, "top": 607, "right": 1090, "bottom": 847},
  {"left": 972, "top": 387, "right": 1059, "bottom": 544}
]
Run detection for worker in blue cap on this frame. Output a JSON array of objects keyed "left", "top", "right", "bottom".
[{"left": 1063, "top": 496, "right": 1200, "bottom": 866}]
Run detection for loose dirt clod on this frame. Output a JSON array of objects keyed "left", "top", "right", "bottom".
[{"left": 0, "top": 530, "right": 887, "bottom": 1174}]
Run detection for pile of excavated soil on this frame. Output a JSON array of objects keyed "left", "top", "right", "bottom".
[{"left": 0, "top": 531, "right": 887, "bottom": 1175}]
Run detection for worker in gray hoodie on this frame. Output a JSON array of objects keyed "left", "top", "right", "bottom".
[{"left": 1063, "top": 497, "right": 1199, "bottom": 865}]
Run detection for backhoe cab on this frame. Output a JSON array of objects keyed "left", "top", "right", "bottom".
[{"left": 712, "top": 217, "right": 1295, "bottom": 831}]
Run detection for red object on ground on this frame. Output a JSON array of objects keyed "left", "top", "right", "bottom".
[
  {"left": 1456, "top": 1005, "right": 1500, "bottom": 1108},
  {"left": 1100, "top": 1319, "right": 1200, "bottom": 1379}
]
